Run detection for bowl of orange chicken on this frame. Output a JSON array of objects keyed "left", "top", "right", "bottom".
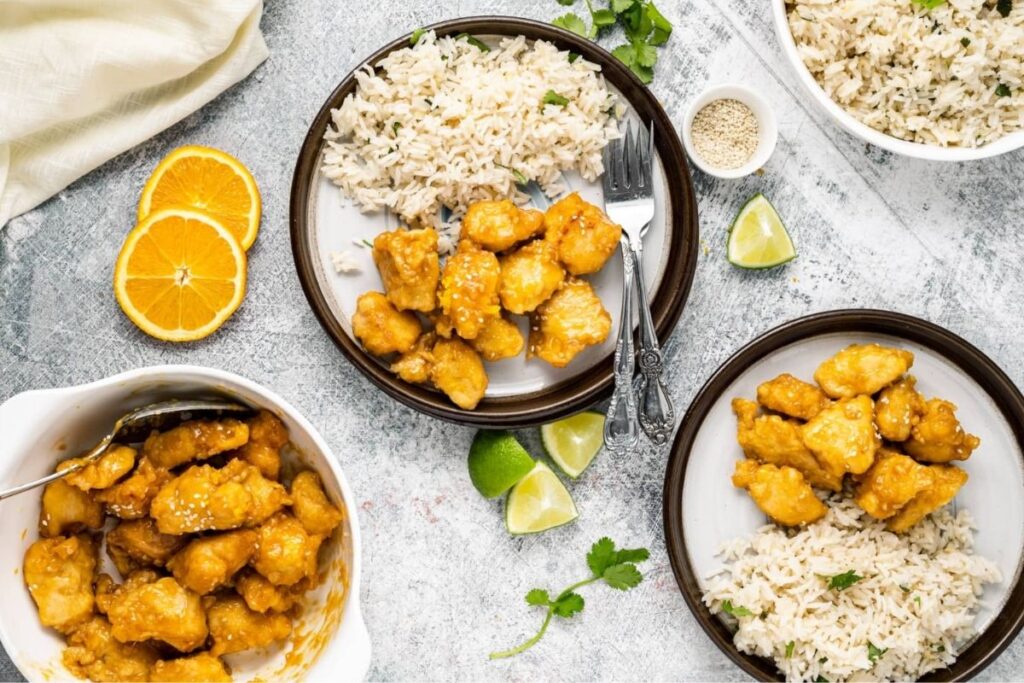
[{"left": 0, "top": 366, "right": 369, "bottom": 683}]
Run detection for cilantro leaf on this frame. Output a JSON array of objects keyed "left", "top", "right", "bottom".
[
  {"left": 630, "top": 63, "right": 654, "bottom": 84},
  {"left": 542, "top": 90, "right": 570, "bottom": 107},
  {"left": 552, "top": 591, "right": 585, "bottom": 617},
  {"left": 961, "top": 37, "right": 971, "bottom": 47},
  {"left": 552, "top": 12, "right": 589, "bottom": 36},
  {"left": 557, "top": 0, "right": 577, "bottom": 4},
  {"left": 568, "top": 51, "right": 581, "bottom": 63},
  {"left": 587, "top": 537, "right": 618, "bottom": 575},
  {"left": 635, "top": 42, "right": 658, "bottom": 68},
  {"left": 455, "top": 33, "right": 490, "bottom": 51},
  {"left": 614, "top": 547, "right": 650, "bottom": 564},
  {"left": 911, "top": 0, "right": 946, "bottom": 10},
  {"left": 525, "top": 589, "right": 550, "bottom": 606},
  {"left": 647, "top": 2, "right": 673, "bottom": 45},
  {"left": 867, "top": 642, "right": 888, "bottom": 664},
  {"left": 997, "top": 0, "right": 1012, "bottom": 17},
  {"left": 612, "top": 44, "right": 637, "bottom": 66},
  {"left": 996, "top": 83, "right": 1012, "bottom": 97},
  {"left": 721, "top": 599, "right": 753, "bottom": 617},
  {"left": 826, "top": 570, "right": 863, "bottom": 591},
  {"left": 785, "top": 641, "right": 795, "bottom": 658},
  {"left": 410, "top": 28, "right": 426, "bottom": 45},
  {"left": 612, "top": 0, "right": 637, "bottom": 12},
  {"left": 815, "top": 677, "right": 829, "bottom": 683},
  {"left": 592, "top": 8, "right": 618, "bottom": 28},
  {"left": 603, "top": 563, "right": 643, "bottom": 590}
]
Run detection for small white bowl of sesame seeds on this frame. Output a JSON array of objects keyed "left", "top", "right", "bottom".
[{"left": 682, "top": 84, "right": 778, "bottom": 179}]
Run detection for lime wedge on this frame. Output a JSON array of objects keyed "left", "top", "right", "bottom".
[
  {"left": 541, "top": 411, "right": 605, "bottom": 478},
  {"left": 727, "top": 193, "right": 796, "bottom": 269},
  {"left": 505, "top": 462, "right": 579, "bottom": 535},
  {"left": 468, "top": 431, "right": 536, "bottom": 499}
]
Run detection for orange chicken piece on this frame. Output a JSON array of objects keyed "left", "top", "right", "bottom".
[
  {"left": 252, "top": 512, "right": 323, "bottom": 587},
  {"left": 528, "top": 278, "right": 611, "bottom": 368},
  {"left": 430, "top": 337, "right": 488, "bottom": 410},
  {"left": 854, "top": 449, "right": 935, "bottom": 519},
  {"left": 468, "top": 315, "right": 525, "bottom": 362},
  {"left": 227, "top": 409, "right": 289, "bottom": 480},
  {"left": 24, "top": 535, "right": 97, "bottom": 634},
  {"left": 373, "top": 227, "right": 440, "bottom": 312},
  {"left": 461, "top": 199, "right": 544, "bottom": 251},
  {"left": 437, "top": 241, "right": 502, "bottom": 340},
  {"left": 39, "top": 479, "right": 104, "bottom": 538},
  {"left": 875, "top": 376, "right": 927, "bottom": 442},
  {"left": 141, "top": 418, "right": 249, "bottom": 469},
  {"left": 105, "top": 518, "right": 186, "bottom": 575},
  {"left": 498, "top": 239, "right": 565, "bottom": 314},
  {"left": 206, "top": 594, "right": 292, "bottom": 657},
  {"left": 544, "top": 193, "right": 621, "bottom": 275},
  {"left": 887, "top": 464, "right": 969, "bottom": 532},
  {"left": 732, "top": 460, "right": 827, "bottom": 526},
  {"left": 58, "top": 444, "right": 136, "bottom": 491},
  {"left": 167, "top": 529, "right": 258, "bottom": 594},
  {"left": 151, "top": 653, "right": 231, "bottom": 682},
  {"left": 105, "top": 577, "right": 208, "bottom": 652},
  {"left": 905, "top": 398, "right": 981, "bottom": 463},
  {"left": 814, "top": 343, "right": 914, "bottom": 399},
  {"left": 800, "top": 395, "right": 880, "bottom": 477},
  {"left": 351, "top": 291, "right": 422, "bottom": 356},
  {"left": 94, "top": 457, "right": 173, "bottom": 520},
  {"left": 756, "top": 373, "right": 831, "bottom": 421},
  {"left": 62, "top": 616, "right": 157, "bottom": 682},
  {"left": 291, "top": 470, "right": 344, "bottom": 537}
]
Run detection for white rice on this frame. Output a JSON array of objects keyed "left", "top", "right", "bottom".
[
  {"left": 321, "top": 32, "right": 621, "bottom": 249},
  {"left": 787, "top": 0, "right": 1024, "bottom": 147},
  {"left": 702, "top": 498, "right": 1001, "bottom": 682}
]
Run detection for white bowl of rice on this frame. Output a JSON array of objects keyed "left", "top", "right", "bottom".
[{"left": 772, "top": 0, "right": 1024, "bottom": 160}]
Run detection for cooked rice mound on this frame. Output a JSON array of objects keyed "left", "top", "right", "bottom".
[
  {"left": 322, "top": 32, "right": 620, "bottom": 249},
  {"left": 703, "top": 498, "right": 1001, "bottom": 682},
  {"left": 787, "top": 0, "right": 1023, "bottom": 147}
]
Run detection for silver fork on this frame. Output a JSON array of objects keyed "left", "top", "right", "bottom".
[{"left": 602, "top": 120, "right": 675, "bottom": 449}]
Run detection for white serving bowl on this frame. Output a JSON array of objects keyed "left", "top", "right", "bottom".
[
  {"left": 682, "top": 84, "right": 778, "bottom": 179},
  {"left": 0, "top": 366, "right": 371, "bottom": 683},
  {"left": 771, "top": 0, "right": 1024, "bottom": 161}
]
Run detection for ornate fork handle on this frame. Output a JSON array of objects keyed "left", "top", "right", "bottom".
[
  {"left": 603, "top": 238, "right": 640, "bottom": 453},
  {"left": 631, "top": 240, "right": 675, "bottom": 445}
]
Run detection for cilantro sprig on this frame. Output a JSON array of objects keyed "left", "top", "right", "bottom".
[
  {"left": 551, "top": 0, "right": 674, "bottom": 84},
  {"left": 825, "top": 570, "right": 863, "bottom": 591},
  {"left": 867, "top": 641, "right": 888, "bottom": 664},
  {"left": 489, "top": 537, "right": 650, "bottom": 659}
]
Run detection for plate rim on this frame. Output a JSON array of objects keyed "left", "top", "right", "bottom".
[
  {"left": 662, "top": 308, "right": 1024, "bottom": 682},
  {"left": 289, "top": 15, "right": 699, "bottom": 427}
]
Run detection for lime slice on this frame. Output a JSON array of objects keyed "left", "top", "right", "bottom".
[
  {"left": 541, "top": 411, "right": 605, "bottom": 478},
  {"left": 505, "top": 462, "right": 579, "bottom": 535},
  {"left": 468, "top": 431, "right": 536, "bottom": 499},
  {"left": 727, "top": 193, "right": 796, "bottom": 269}
]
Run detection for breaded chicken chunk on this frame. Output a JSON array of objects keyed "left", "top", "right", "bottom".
[
  {"left": 227, "top": 410, "right": 289, "bottom": 480},
  {"left": 352, "top": 291, "right": 422, "bottom": 356},
  {"left": 438, "top": 241, "right": 502, "bottom": 340},
  {"left": 167, "top": 529, "right": 258, "bottom": 595},
  {"left": 94, "top": 457, "right": 173, "bottom": 520},
  {"left": 756, "top": 373, "right": 831, "bottom": 421},
  {"left": 39, "top": 479, "right": 104, "bottom": 538},
  {"left": 854, "top": 449, "right": 936, "bottom": 520},
  {"left": 234, "top": 570, "right": 301, "bottom": 613},
  {"left": 430, "top": 338, "right": 488, "bottom": 410},
  {"left": 461, "top": 199, "right": 544, "bottom": 252},
  {"left": 390, "top": 333, "right": 436, "bottom": 384},
  {"left": 62, "top": 616, "right": 157, "bottom": 683},
  {"left": 252, "top": 512, "right": 323, "bottom": 587},
  {"left": 95, "top": 570, "right": 159, "bottom": 616},
  {"left": 150, "top": 460, "right": 290, "bottom": 535},
  {"left": 814, "top": 343, "right": 914, "bottom": 399},
  {"left": 106, "top": 518, "right": 187, "bottom": 575},
  {"left": 732, "top": 460, "right": 827, "bottom": 526},
  {"left": 24, "top": 535, "right": 97, "bottom": 634},
  {"left": 206, "top": 594, "right": 292, "bottom": 657},
  {"left": 498, "top": 239, "right": 565, "bottom": 314},
  {"left": 105, "top": 577, "right": 208, "bottom": 652},
  {"left": 732, "top": 398, "right": 841, "bottom": 491},
  {"left": 904, "top": 398, "right": 981, "bottom": 463},
  {"left": 887, "top": 464, "right": 969, "bottom": 533},
  {"left": 875, "top": 376, "right": 926, "bottom": 442},
  {"left": 291, "top": 470, "right": 344, "bottom": 537},
  {"left": 58, "top": 445, "right": 136, "bottom": 492},
  {"left": 151, "top": 652, "right": 231, "bottom": 683},
  {"left": 142, "top": 418, "right": 249, "bottom": 469},
  {"left": 372, "top": 227, "right": 440, "bottom": 312},
  {"left": 528, "top": 278, "right": 611, "bottom": 368},
  {"left": 469, "top": 315, "right": 524, "bottom": 362},
  {"left": 800, "top": 395, "right": 880, "bottom": 477},
  {"left": 544, "top": 193, "right": 621, "bottom": 275}
]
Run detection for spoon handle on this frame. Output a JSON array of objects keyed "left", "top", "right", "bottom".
[
  {"left": 604, "top": 239, "right": 640, "bottom": 454},
  {"left": 632, "top": 245, "right": 674, "bottom": 445}
]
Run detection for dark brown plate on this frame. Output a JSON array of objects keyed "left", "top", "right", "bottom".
[
  {"left": 290, "top": 16, "right": 698, "bottom": 427},
  {"left": 663, "top": 309, "right": 1024, "bottom": 681}
]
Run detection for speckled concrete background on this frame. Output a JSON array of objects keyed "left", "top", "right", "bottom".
[{"left": 2, "top": 0, "right": 1024, "bottom": 681}]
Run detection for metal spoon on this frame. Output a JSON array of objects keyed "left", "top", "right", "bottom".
[{"left": 0, "top": 398, "right": 252, "bottom": 501}]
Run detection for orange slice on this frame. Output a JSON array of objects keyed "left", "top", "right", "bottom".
[
  {"left": 114, "top": 208, "right": 247, "bottom": 342},
  {"left": 138, "top": 145, "right": 261, "bottom": 250}
]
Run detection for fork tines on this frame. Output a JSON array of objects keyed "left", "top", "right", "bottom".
[{"left": 602, "top": 119, "right": 655, "bottom": 198}]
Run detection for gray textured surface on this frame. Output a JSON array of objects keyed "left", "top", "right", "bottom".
[{"left": 2, "top": 0, "right": 1024, "bottom": 681}]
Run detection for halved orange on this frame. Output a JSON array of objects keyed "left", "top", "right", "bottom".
[
  {"left": 114, "top": 208, "right": 247, "bottom": 342},
  {"left": 138, "top": 145, "right": 261, "bottom": 250}
]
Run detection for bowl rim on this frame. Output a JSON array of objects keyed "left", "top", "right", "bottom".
[
  {"left": 289, "top": 15, "right": 700, "bottom": 428},
  {"left": 770, "top": 0, "right": 1024, "bottom": 162},
  {"left": 662, "top": 309, "right": 1024, "bottom": 682},
  {"left": 0, "top": 364, "right": 370, "bottom": 682}
]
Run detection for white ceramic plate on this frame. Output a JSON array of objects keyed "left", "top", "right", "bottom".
[
  {"left": 664, "top": 310, "right": 1024, "bottom": 680},
  {"left": 290, "top": 17, "right": 699, "bottom": 427}
]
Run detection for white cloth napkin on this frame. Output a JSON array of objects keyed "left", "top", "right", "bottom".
[{"left": 0, "top": 0, "right": 269, "bottom": 227}]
